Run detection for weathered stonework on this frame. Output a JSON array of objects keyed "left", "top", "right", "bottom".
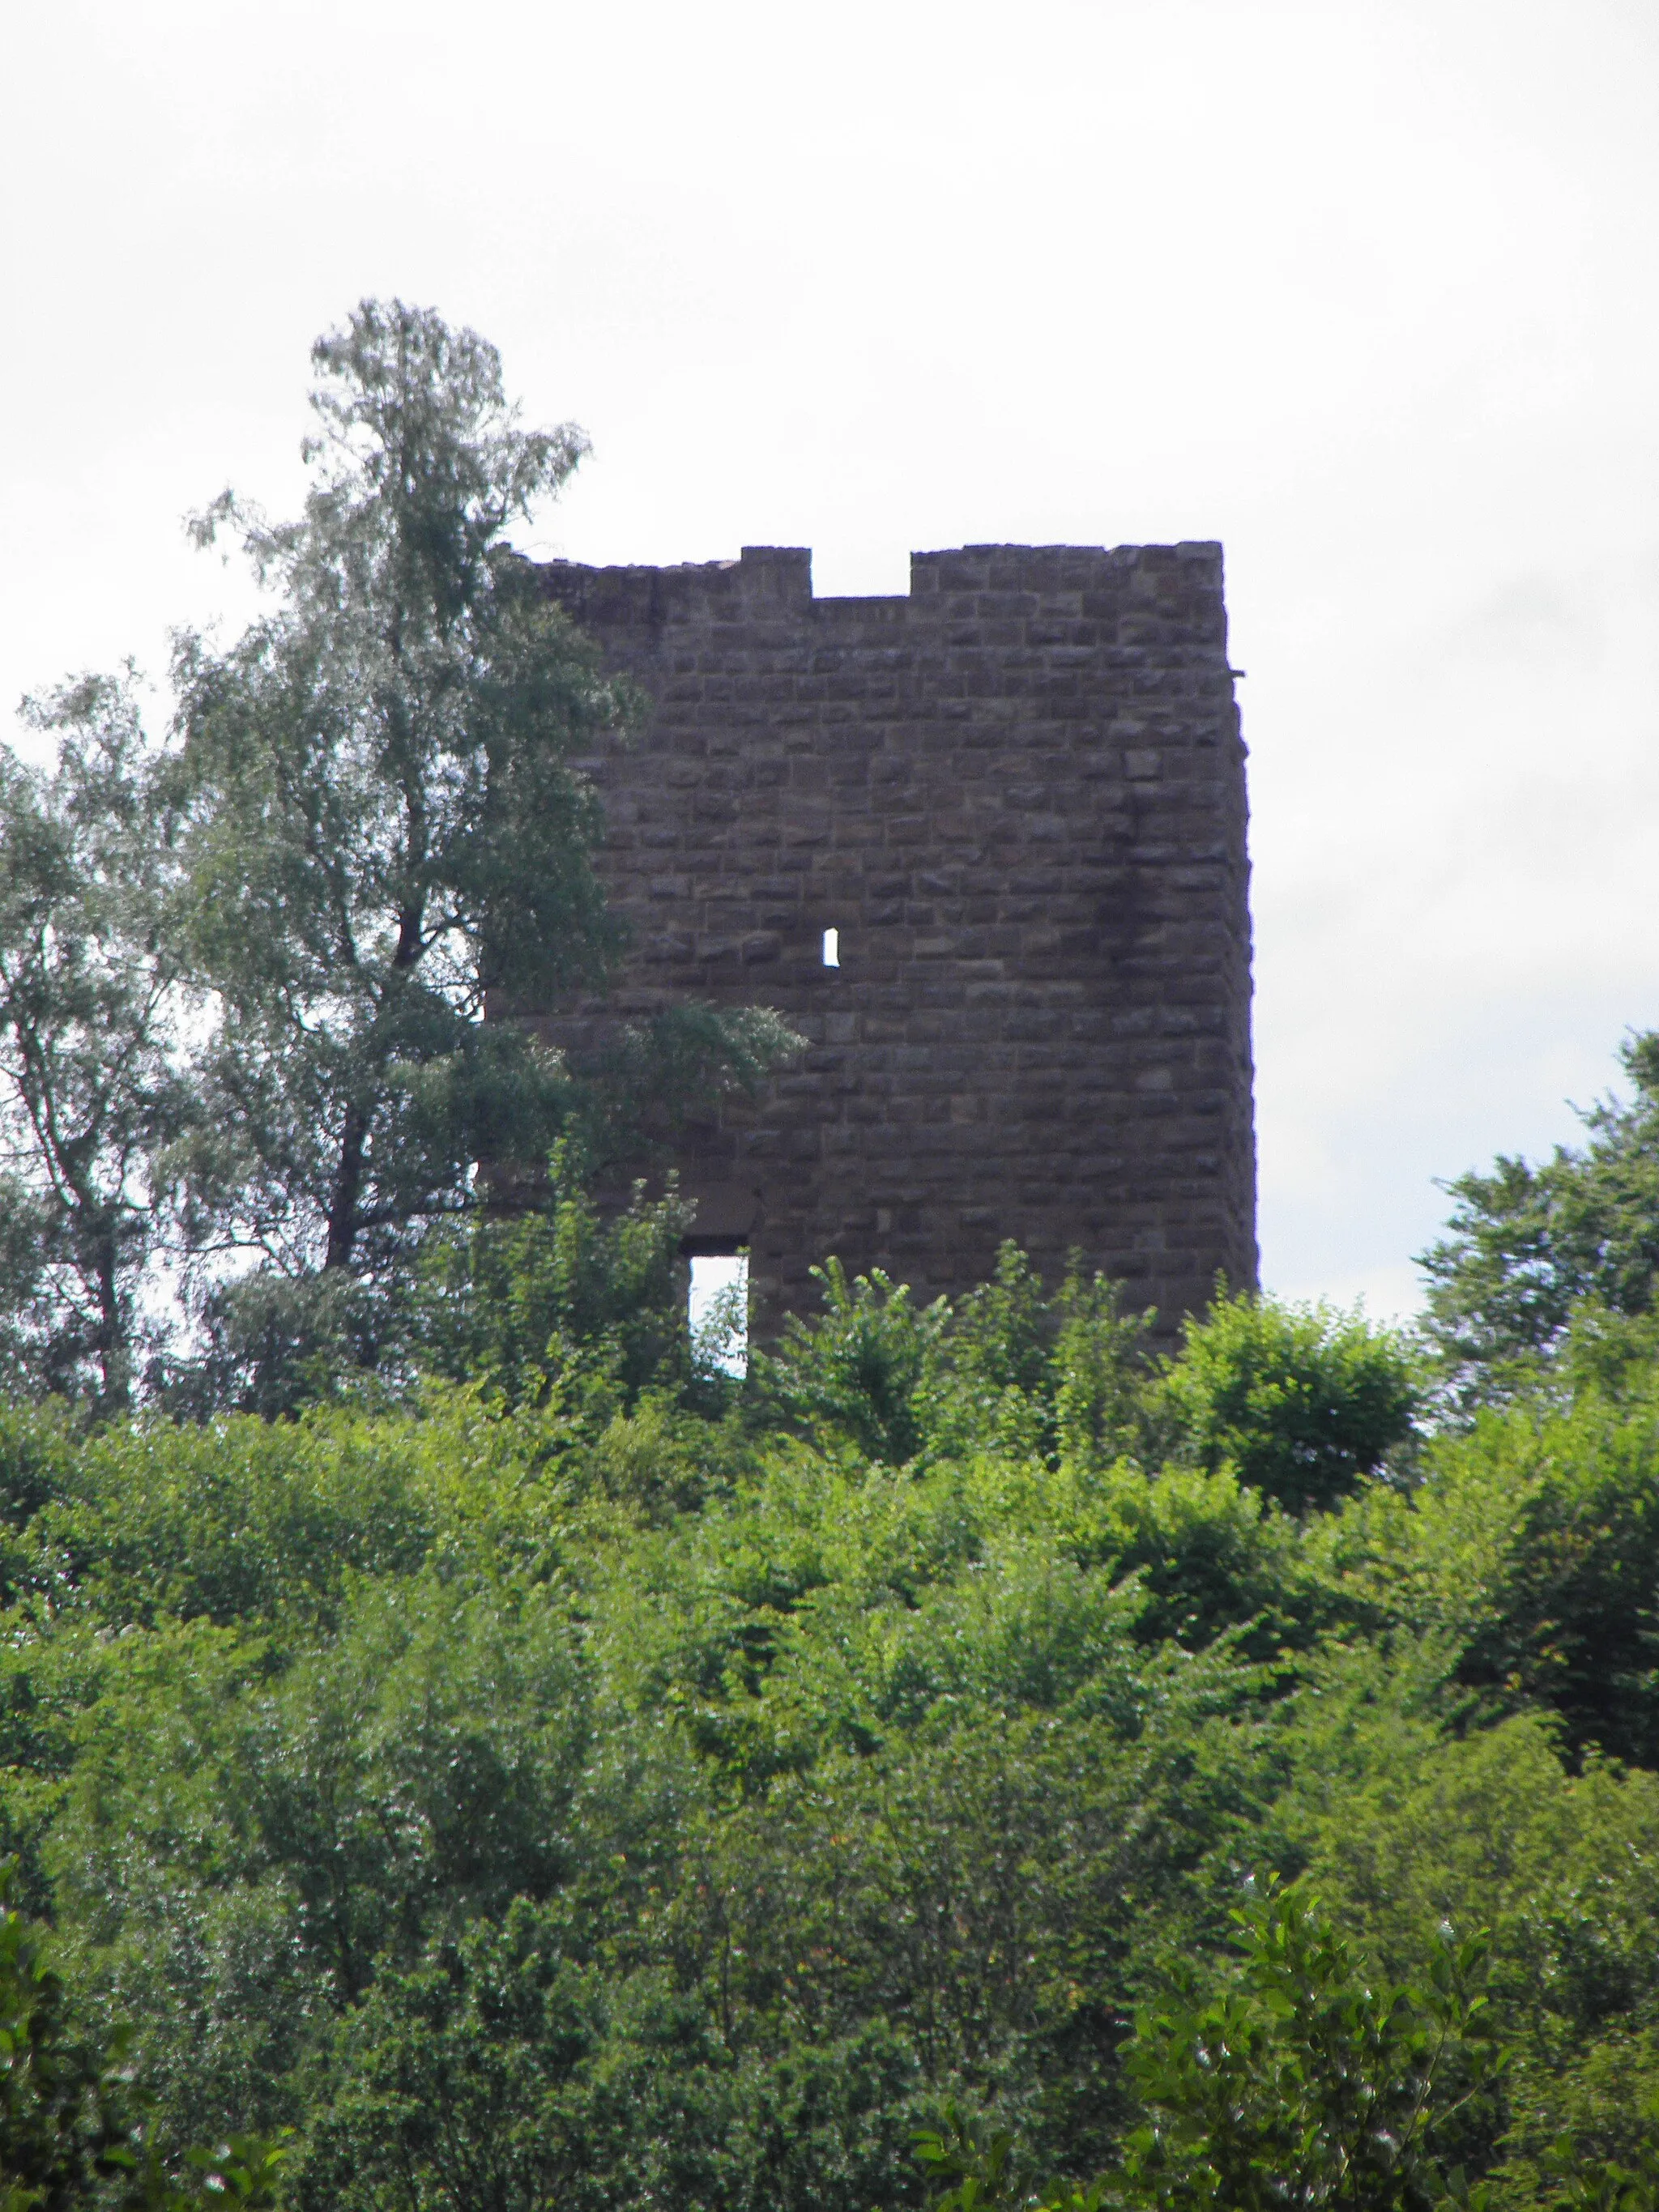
[{"left": 536, "top": 542, "right": 1256, "bottom": 1336}]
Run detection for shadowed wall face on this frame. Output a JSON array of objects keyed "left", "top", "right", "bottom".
[{"left": 537, "top": 542, "right": 1256, "bottom": 1337}]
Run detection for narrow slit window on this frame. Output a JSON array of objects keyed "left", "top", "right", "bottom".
[
  {"left": 822, "top": 927, "right": 840, "bottom": 967},
  {"left": 689, "top": 1251, "right": 748, "bottom": 1376}
]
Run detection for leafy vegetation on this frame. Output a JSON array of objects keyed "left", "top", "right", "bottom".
[
  {"left": 0, "top": 1086, "right": 1657, "bottom": 2204},
  {"left": 0, "top": 672, "right": 189, "bottom": 1414},
  {"left": 1422, "top": 1033, "right": 1659, "bottom": 1409},
  {"left": 0, "top": 1863, "right": 287, "bottom": 2209},
  {"left": 916, "top": 1885, "right": 1506, "bottom": 2212},
  {"left": 0, "top": 300, "right": 795, "bottom": 1419}
]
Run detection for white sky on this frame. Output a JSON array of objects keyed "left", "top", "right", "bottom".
[{"left": 4, "top": 0, "right": 1657, "bottom": 1319}]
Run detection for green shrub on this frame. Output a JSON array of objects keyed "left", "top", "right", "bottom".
[{"left": 1160, "top": 1293, "right": 1422, "bottom": 1515}]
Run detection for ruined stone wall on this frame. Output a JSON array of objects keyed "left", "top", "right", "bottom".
[{"left": 535, "top": 541, "right": 1256, "bottom": 1337}]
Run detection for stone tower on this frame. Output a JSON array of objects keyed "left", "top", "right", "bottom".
[{"left": 535, "top": 541, "right": 1255, "bottom": 1336}]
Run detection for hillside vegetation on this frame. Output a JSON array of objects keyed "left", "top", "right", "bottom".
[{"left": 3, "top": 1110, "right": 1659, "bottom": 2206}]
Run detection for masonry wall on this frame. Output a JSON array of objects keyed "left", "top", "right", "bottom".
[{"left": 535, "top": 541, "right": 1256, "bottom": 1338}]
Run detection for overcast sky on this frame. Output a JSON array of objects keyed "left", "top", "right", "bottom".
[{"left": 4, "top": 0, "right": 1656, "bottom": 1317}]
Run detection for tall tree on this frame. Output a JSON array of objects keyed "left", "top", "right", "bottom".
[
  {"left": 1420, "top": 1031, "right": 1659, "bottom": 1404},
  {"left": 0, "top": 671, "right": 190, "bottom": 1411},
  {"left": 170, "top": 300, "right": 790, "bottom": 1390}
]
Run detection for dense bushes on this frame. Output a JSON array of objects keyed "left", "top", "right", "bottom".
[{"left": 2, "top": 1217, "right": 1658, "bottom": 2206}]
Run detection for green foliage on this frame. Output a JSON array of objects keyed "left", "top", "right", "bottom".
[
  {"left": 0, "top": 1858, "right": 144, "bottom": 2209},
  {"left": 0, "top": 1860, "right": 287, "bottom": 2210},
  {"left": 0, "top": 671, "right": 192, "bottom": 1413},
  {"left": 915, "top": 1887, "right": 1504, "bottom": 2212},
  {"left": 0, "top": 1028, "right": 1658, "bottom": 2207},
  {"left": 1513, "top": 2082, "right": 1659, "bottom": 2212},
  {"left": 1159, "top": 1292, "right": 1422, "bottom": 1516},
  {"left": 296, "top": 1899, "right": 608, "bottom": 2212},
  {"left": 414, "top": 1144, "right": 700, "bottom": 1416},
  {"left": 757, "top": 1255, "right": 1418, "bottom": 1532},
  {"left": 7, "top": 1230, "right": 1659, "bottom": 2206},
  {"left": 755, "top": 1259, "right": 952, "bottom": 1464},
  {"left": 911, "top": 1245, "right": 1158, "bottom": 1473},
  {"left": 1050, "top": 1272, "right": 1158, "bottom": 1474},
  {"left": 1421, "top": 1033, "right": 1659, "bottom": 1406},
  {"left": 1068, "top": 1460, "right": 1332, "bottom": 1657},
  {"left": 307, "top": 1899, "right": 929, "bottom": 2212},
  {"left": 915, "top": 2105, "right": 1037, "bottom": 2212},
  {"left": 923, "top": 1247, "right": 1115, "bottom": 1467},
  {"left": 753, "top": 1245, "right": 1162, "bottom": 1477},
  {"left": 2, "top": 301, "right": 795, "bottom": 1415},
  {"left": 1115, "top": 1885, "right": 1503, "bottom": 2212},
  {"left": 1303, "top": 1353, "right": 1659, "bottom": 1767},
  {"left": 167, "top": 299, "right": 795, "bottom": 1367},
  {"left": 1441, "top": 1384, "right": 1659, "bottom": 1768}
]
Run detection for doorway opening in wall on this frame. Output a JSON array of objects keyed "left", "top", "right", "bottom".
[{"left": 685, "top": 1241, "right": 749, "bottom": 1376}]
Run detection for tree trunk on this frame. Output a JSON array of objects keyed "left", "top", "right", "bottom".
[
  {"left": 92, "top": 1221, "right": 128, "bottom": 1414},
  {"left": 325, "top": 1104, "right": 369, "bottom": 1272}
]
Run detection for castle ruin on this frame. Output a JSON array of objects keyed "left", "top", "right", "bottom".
[{"left": 537, "top": 541, "right": 1256, "bottom": 1337}]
